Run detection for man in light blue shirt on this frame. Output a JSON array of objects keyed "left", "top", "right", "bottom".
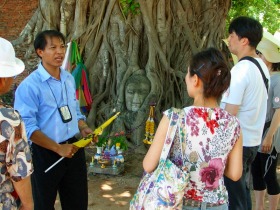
[{"left": 14, "top": 30, "right": 92, "bottom": 210}]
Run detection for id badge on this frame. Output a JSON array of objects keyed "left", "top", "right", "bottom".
[{"left": 58, "top": 105, "right": 72, "bottom": 123}]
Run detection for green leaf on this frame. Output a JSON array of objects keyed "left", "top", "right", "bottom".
[{"left": 228, "top": 0, "right": 280, "bottom": 33}]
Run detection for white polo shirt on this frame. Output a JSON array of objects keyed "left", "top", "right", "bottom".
[{"left": 220, "top": 58, "right": 270, "bottom": 147}]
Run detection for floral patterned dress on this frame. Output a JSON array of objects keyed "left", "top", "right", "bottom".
[
  {"left": 164, "top": 106, "right": 240, "bottom": 205},
  {"left": 0, "top": 106, "right": 33, "bottom": 210}
]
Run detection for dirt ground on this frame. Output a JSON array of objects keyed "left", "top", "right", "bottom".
[
  {"left": 54, "top": 146, "right": 146, "bottom": 210},
  {"left": 54, "top": 146, "right": 280, "bottom": 210}
]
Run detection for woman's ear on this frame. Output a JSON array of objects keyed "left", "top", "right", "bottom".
[{"left": 193, "top": 74, "right": 199, "bottom": 86}]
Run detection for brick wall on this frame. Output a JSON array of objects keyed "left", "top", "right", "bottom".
[
  {"left": 0, "top": 0, "right": 38, "bottom": 99},
  {"left": 0, "top": 0, "right": 38, "bottom": 40}
]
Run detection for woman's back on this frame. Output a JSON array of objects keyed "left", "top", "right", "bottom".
[{"left": 165, "top": 106, "right": 240, "bottom": 204}]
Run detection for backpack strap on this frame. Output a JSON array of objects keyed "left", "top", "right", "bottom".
[{"left": 239, "top": 56, "right": 269, "bottom": 93}]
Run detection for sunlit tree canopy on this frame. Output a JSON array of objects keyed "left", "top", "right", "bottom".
[{"left": 228, "top": 0, "right": 280, "bottom": 33}]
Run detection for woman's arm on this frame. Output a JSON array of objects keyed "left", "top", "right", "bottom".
[
  {"left": 262, "top": 108, "right": 280, "bottom": 153},
  {"left": 143, "top": 115, "right": 170, "bottom": 173},
  {"left": 224, "top": 132, "right": 243, "bottom": 181},
  {"left": 13, "top": 175, "right": 33, "bottom": 210}
]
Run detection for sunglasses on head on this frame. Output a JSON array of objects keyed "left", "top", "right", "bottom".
[{"left": 256, "top": 50, "right": 262, "bottom": 55}]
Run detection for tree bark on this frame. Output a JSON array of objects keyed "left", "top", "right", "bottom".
[{"left": 13, "top": 0, "right": 231, "bottom": 149}]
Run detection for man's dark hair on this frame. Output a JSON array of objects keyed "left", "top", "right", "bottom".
[
  {"left": 34, "top": 30, "right": 65, "bottom": 56},
  {"left": 229, "top": 16, "right": 263, "bottom": 48}
]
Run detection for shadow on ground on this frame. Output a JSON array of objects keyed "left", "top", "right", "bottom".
[
  {"left": 55, "top": 146, "right": 145, "bottom": 210},
  {"left": 54, "top": 146, "right": 280, "bottom": 210}
]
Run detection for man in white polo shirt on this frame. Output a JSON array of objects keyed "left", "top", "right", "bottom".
[{"left": 220, "top": 16, "right": 270, "bottom": 210}]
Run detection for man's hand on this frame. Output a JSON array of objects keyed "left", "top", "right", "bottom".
[
  {"left": 56, "top": 144, "right": 79, "bottom": 158},
  {"left": 80, "top": 126, "right": 92, "bottom": 138}
]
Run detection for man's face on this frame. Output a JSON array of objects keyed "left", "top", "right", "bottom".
[
  {"left": 36, "top": 37, "right": 65, "bottom": 71},
  {"left": 227, "top": 31, "right": 241, "bottom": 55},
  {"left": 0, "top": 77, "right": 13, "bottom": 95}
]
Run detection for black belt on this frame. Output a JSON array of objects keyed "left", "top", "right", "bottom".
[{"left": 59, "top": 136, "right": 77, "bottom": 144}]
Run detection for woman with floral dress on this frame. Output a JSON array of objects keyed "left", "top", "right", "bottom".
[{"left": 143, "top": 48, "right": 243, "bottom": 209}]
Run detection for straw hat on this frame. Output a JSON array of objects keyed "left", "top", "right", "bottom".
[
  {"left": 0, "top": 37, "right": 25, "bottom": 78},
  {"left": 257, "top": 31, "right": 280, "bottom": 63}
]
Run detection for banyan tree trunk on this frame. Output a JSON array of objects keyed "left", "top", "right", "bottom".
[{"left": 13, "top": 0, "right": 231, "bottom": 149}]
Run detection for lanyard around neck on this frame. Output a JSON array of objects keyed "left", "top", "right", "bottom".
[{"left": 46, "top": 80, "right": 68, "bottom": 108}]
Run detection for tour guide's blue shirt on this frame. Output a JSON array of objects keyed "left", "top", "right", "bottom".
[{"left": 14, "top": 63, "right": 86, "bottom": 143}]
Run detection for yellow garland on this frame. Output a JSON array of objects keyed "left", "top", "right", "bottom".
[{"left": 143, "top": 105, "right": 155, "bottom": 144}]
